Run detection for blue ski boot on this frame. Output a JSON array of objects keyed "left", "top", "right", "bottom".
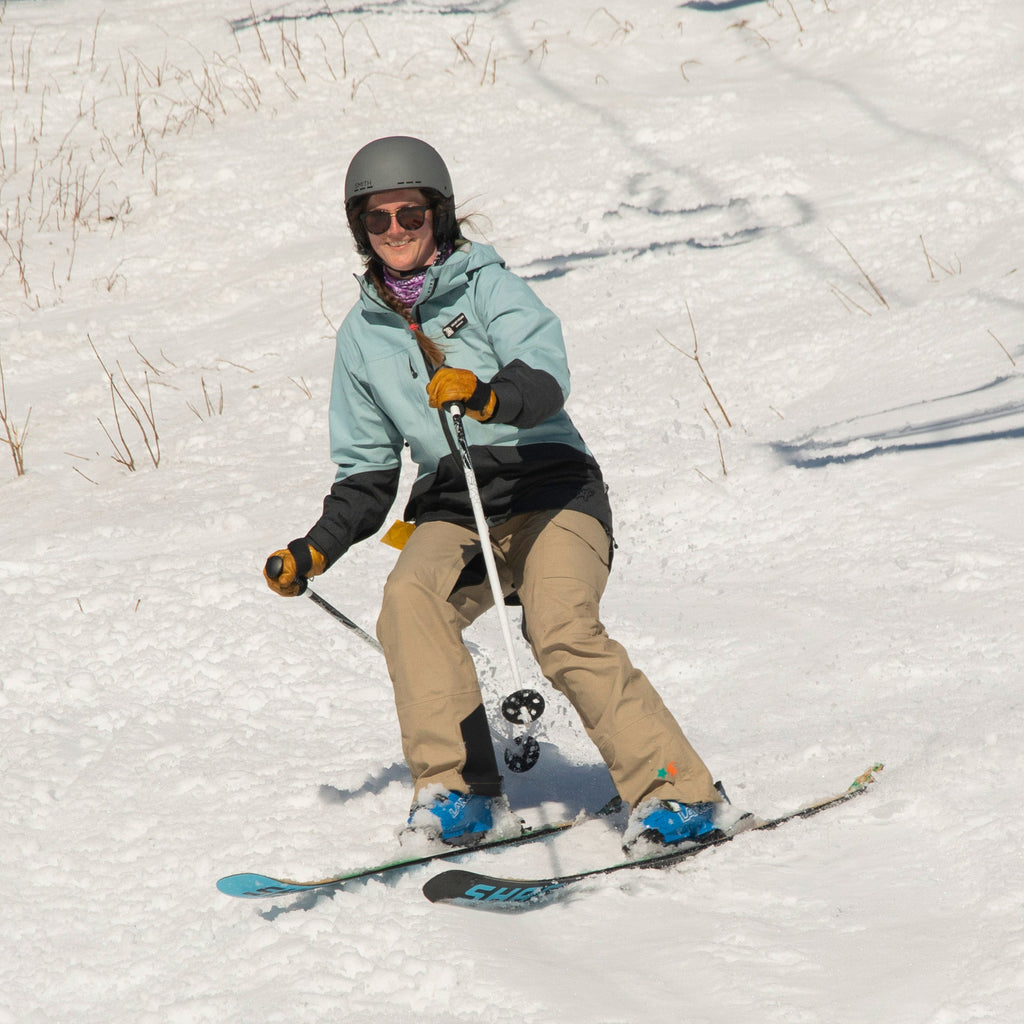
[
  {"left": 407, "top": 790, "right": 511, "bottom": 847},
  {"left": 623, "top": 794, "right": 752, "bottom": 856}
]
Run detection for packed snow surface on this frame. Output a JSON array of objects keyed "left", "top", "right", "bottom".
[{"left": 2, "top": 1, "right": 1022, "bottom": 1021}]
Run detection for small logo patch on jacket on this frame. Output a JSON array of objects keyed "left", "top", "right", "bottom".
[{"left": 442, "top": 313, "right": 469, "bottom": 338}]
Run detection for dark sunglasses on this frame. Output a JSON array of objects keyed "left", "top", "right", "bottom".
[{"left": 360, "top": 205, "right": 430, "bottom": 235}]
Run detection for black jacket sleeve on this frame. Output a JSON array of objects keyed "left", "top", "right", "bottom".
[
  {"left": 487, "top": 358, "right": 565, "bottom": 429},
  {"left": 305, "top": 466, "right": 401, "bottom": 568}
]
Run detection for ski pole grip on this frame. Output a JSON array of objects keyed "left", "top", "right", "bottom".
[{"left": 265, "top": 554, "right": 308, "bottom": 595}]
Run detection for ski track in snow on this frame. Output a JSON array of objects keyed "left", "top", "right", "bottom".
[{"left": 2, "top": 1, "right": 1023, "bottom": 1021}]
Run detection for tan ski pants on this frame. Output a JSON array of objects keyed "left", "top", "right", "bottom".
[{"left": 376, "top": 509, "right": 720, "bottom": 809}]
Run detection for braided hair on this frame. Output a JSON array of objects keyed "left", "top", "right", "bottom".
[{"left": 364, "top": 261, "right": 447, "bottom": 368}]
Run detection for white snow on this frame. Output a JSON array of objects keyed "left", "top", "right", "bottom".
[{"left": 2, "top": 1, "right": 1023, "bottom": 1021}]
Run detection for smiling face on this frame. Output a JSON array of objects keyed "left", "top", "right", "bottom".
[{"left": 364, "top": 188, "right": 438, "bottom": 275}]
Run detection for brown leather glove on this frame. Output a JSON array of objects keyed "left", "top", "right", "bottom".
[
  {"left": 264, "top": 540, "right": 326, "bottom": 596},
  {"left": 426, "top": 367, "right": 497, "bottom": 422}
]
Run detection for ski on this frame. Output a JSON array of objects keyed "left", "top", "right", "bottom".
[
  {"left": 422, "top": 764, "right": 884, "bottom": 910},
  {"left": 216, "top": 798, "right": 615, "bottom": 899}
]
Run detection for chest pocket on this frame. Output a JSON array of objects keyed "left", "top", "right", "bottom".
[{"left": 424, "top": 304, "right": 499, "bottom": 378}]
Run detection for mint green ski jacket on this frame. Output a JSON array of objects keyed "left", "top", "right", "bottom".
[{"left": 305, "top": 242, "right": 610, "bottom": 567}]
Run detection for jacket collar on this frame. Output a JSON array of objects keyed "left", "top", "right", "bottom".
[{"left": 355, "top": 242, "right": 505, "bottom": 312}]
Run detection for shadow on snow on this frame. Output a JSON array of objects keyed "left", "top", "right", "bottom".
[{"left": 772, "top": 375, "right": 1024, "bottom": 468}]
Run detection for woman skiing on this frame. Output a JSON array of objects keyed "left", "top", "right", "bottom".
[{"left": 265, "top": 136, "right": 742, "bottom": 852}]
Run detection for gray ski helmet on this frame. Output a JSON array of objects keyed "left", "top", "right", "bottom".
[{"left": 344, "top": 136, "right": 453, "bottom": 203}]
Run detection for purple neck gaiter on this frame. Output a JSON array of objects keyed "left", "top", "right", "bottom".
[{"left": 382, "top": 242, "right": 452, "bottom": 307}]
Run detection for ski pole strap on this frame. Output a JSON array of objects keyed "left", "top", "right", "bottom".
[{"left": 287, "top": 538, "right": 315, "bottom": 577}]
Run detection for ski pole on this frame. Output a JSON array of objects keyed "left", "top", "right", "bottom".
[
  {"left": 447, "top": 404, "right": 542, "bottom": 771},
  {"left": 265, "top": 554, "right": 384, "bottom": 654},
  {"left": 447, "top": 405, "right": 522, "bottom": 685}
]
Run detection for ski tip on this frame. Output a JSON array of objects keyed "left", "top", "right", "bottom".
[
  {"left": 850, "top": 763, "right": 885, "bottom": 791},
  {"left": 216, "top": 873, "right": 318, "bottom": 899},
  {"left": 217, "top": 873, "right": 276, "bottom": 898}
]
